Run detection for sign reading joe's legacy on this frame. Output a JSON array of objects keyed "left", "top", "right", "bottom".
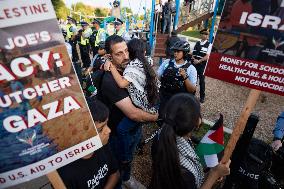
[
  {"left": 0, "top": 0, "right": 102, "bottom": 188},
  {"left": 205, "top": 0, "right": 284, "bottom": 96}
]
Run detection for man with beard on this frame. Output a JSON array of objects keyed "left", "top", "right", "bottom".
[{"left": 101, "top": 35, "right": 158, "bottom": 189}]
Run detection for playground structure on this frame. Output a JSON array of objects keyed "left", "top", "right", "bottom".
[
  {"left": 67, "top": 0, "right": 219, "bottom": 57},
  {"left": 153, "top": 0, "right": 217, "bottom": 57}
]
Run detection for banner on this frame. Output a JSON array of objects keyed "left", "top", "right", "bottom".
[
  {"left": 0, "top": 1, "right": 102, "bottom": 188},
  {"left": 205, "top": 0, "right": 284, "bottom": 96}
]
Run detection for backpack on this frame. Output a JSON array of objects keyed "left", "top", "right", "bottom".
[{"left": 160, "top": 60, "right": 191, "bottom": 94}]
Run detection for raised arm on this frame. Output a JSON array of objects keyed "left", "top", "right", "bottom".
[{"left": 109, "top": 63, "right": 129, "bottom": 88}]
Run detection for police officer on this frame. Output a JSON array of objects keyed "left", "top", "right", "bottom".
[
  {"left": 158, "top": 40, "right": 197, "bottom": 115},
  {"left": 192, "top": 29, "right": 212, "bottom": 103},
  {"left": 90, "top": 19, "right": 106, "bottom": 57},
  {"left": 66, "top": 16, "right": 80, "bottom": 64},
  {"left": 114, "top": 18, "right": 131, "bottom": 41},
  {"left": 78, "top": 21, "right": 92, "bottom": 68},
  {"left": 66, "top": 16, "right": 77, "bottom": 42}
]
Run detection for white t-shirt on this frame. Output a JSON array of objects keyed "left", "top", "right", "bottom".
[
  {"left": 158, "top": 59, "right": 197, "bottom": 86},
  {"left": 123, "top": 58, "right": 158, "bottom": 113}
]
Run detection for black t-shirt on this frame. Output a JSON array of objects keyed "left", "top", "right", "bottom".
[
  {"left": 181, "top": 167, "right": 197, "bottom": 189},
  {"left": 101, "top": 72, "right": 128, "bottom": 133},
  {"left": 58, "top": 144, "right": 118, "bottom": 189}
]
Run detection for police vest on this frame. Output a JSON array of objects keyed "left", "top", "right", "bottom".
[
  {"left": 95, "top": 28, "right": 106, "bottom": 47},
  {"left": 66, "top": 24, "right": 75, "bottom": 40},
  {"left": 192, "top": 40, "right": 210, "bottom": 64},
  {"left": 116, "top": 29, "right": 125, "bottom": 36},
  {"left": 160, "top": 60, "right": 191, "bottom": 95},
  {"left": 80, "top": 29, "right": 91, "bottom": 46}
]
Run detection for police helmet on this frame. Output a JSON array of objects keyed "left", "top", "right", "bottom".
[{"left": 171, "top": 40, "right": 190, "bottom": 52}]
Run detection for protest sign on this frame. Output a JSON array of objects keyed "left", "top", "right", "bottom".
[
  {"left": 0, "top": 0, "right": 102, "bottom": 188},
  {"left": 205, "top": 0, "right": 284, "bottom": 96}
]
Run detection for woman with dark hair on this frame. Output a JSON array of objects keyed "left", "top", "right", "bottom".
[{"left": 150, "top": 93, "right": 230, "bottom": 189}]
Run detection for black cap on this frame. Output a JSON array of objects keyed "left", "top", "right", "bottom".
[
  {"left": 200, "top": 29, "right": 209, "bottom": 35},
  {"left": 80, "top": 21, "right": 89, "bottom": 26},
  {"left": 114, "top": 18, "right": 123, "bottom": 25},
  {"left": 67, "top": 16, "right": 76, "bottom": 23},
  {"left": 92, "top": 18, "right": 101, "bottom": 25}
]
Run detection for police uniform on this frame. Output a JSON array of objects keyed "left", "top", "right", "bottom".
[
  {"left": 65, "top": 17, "right": 80, "bottom": 63},
  {"left": 79, "top": 21, "right": 92, "bottom": 68},
  {"left": 192, "top": 29, "right": 211, "bottom": 102},
  {"left": 114, "top": 18, "right": 131, "bottom": 41},
  {"left": 90, "top": 19, "right": 106, "bottom": 56}
]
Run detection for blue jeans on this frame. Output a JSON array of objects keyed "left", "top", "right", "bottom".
[{"left": 109, "top": 117, "right": 142, "bottom": 181}]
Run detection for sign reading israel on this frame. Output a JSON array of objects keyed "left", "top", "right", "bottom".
[{"left": 205, "top": 0, "right": 284, "bottom": 96}]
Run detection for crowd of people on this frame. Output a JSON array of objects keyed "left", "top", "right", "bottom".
[{"left": 56, "top": 13, "right": 283, "bottom": 189}]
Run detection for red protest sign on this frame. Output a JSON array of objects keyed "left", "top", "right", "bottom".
[{"left": 205, "top": 0, "right": 284, "bottom": 96}]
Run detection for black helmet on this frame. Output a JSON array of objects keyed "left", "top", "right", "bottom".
[
  {"left": 98, "top": 41, "right": 105, "bottom": 49},
  {"left": 171, "top": 40, "right": 190, "bottom": 52}
]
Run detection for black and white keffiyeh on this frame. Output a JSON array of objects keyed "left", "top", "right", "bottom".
[{"left": 176, "top": 136, "right": 204, "bottom": 188}]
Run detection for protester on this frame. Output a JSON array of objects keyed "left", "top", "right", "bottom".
[
  {"left": 192, "top": 29, "right": 212, "bottom": 103},
  {"left": 150, "top": 93, "right": 231, "bottom": 189},
  {"left": 58, "top": 100, "right": 120, "bottom": 189},
  {"left": 271, "top": 111, "right": 284, "bottom": 151},
  {"left": 101, "top": 35, "right": 158, "bottom": 189},
  {"left": 104, "top": 38, "right": 159, "bottom": 114},
  {"left": 165, "top": 30, "right": 180, "bottom": 59},
  {"left": 89, "top": 41, "right": 107, "bottom": 72},
  {"left": 158, "top": 40, "right": 197, "bottom": 115}
]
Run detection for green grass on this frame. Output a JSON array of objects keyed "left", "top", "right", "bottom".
[
  {"left": 181, "top": 30, "right": 201, "bottom": 39},
  {"left": 192, "top": 123, "right": 231, "bottom": 146}
]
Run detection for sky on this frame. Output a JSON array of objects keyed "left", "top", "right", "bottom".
[{"left": 65, "top": 0, "right": 152, "bottom": 15}]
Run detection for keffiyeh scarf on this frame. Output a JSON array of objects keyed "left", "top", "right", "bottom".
[{"left": 176, "top": 136, "right": 204, "bottom": 188}]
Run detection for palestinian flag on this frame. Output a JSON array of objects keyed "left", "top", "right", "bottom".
[{"left": 196, "top": 114, "right": 224, "bottom": 168}]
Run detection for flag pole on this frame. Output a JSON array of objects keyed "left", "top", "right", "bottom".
[
  {"left": 220, "top": 89, "right": 261, "bottom": 163},
  {"left": 47, "top": 170, "right": 66, "bottom": 189}
]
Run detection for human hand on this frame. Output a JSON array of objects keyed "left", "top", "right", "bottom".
[
  {"left": 271, "top": 140, "right": 282, "bottom": 151},
  {"left": 211, "top": 160, "right": 231, "bottom": 178},
  {"left": 179, "top": 68, "right": 187, "bottom": 79},
  {"left": 104, "top": 60, "right": 113, "bottom": 71}
]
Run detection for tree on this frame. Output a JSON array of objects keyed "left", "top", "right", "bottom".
[
  {"left": 94, "top": 8, "right": 109, "bottom": 17},
  {"left": 71, "top": 2, "right": 94, "bottom": 22},
  {"left": 51, "top": 0, "right": 69, "bottom": 19}
]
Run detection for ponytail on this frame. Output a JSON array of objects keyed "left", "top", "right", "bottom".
[{"left": 150, "top": 121, "right": 184, "bottom": 189}]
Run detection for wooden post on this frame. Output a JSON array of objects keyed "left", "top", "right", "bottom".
[
  {"left": 47, "top": 171, "right": 66, "bottom": 189},
  {"left": 221, "top": 89, "right": 261, "bottom": 163}
]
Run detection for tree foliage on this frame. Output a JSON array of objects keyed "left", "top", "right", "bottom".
[{"left": 51, "top": 0, "right": 69, "bottom": 20}]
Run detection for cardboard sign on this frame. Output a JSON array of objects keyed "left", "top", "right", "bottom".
[
  {"left": 0, "top": 1, "right": 102, "bottom": 188},
  {"left": 205, "top": 0, "right": 284, "bottom": 96}
]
